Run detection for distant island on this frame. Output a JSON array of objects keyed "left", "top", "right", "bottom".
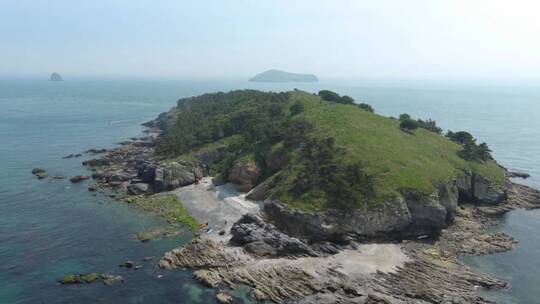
[
  {"left": 249, "top": 69, "right": 318, "bottom": 83},
  {"left": 50, "top": 73, "right": 63, "bottom": 81}
]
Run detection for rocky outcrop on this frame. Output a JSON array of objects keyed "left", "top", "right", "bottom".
[
  {"left": 264, "top": 172, "right": 508, "bottom": 241},
  {"left": 195, "top": 147, "right": 226, "bottom": 166},
  {"left": 230, "top": 214, "right": 316, "bottom": 257},
  {"left": 264, "top": 197, "right": 411, "bottom": 242},
  {"left": 154, "top": 161, "right": 204, "bottom": 192},
  {"left": 457, "top": 172, "right": 507, "bottom": 204},
  {"left": 228, "top": 160, "right": 261, "bottom": 192}
]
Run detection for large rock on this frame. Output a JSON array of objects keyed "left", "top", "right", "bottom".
[
  {"left": 230, "top": 214, "right": 316, "bottom": 257},
  {"left": 228, "top": 160, "right": 261, "bottom": 192},
  {"left": 136, "top": 161, "right": 156, "bottom": 183},
  {"left": 457, "top": 172, "right": 506, "bottom": 204},
  {"left": 473, "top": 174, "right": 507, "bottom": 204},
  {"left": 154, "top": 161, "right": 204, "bottom": 192},
  {"left": 263, "top": 197, "right": 411, "bottom": 242},
  {"left": 195, "top": 147, "right": 226, "bottom": 166},
  {"left": 128, "top": 183, "right": 151, "bottom": 195}
]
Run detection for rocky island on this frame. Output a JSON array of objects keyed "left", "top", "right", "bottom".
[
  {"left": 50, "top": 72, "right": 63, "bottom": 81},
  {"left": 81, "top": 89, "right": 540, "bottom": 303},
  {"left": 249, "top": 69, "right": 318, "bottom": 83}
]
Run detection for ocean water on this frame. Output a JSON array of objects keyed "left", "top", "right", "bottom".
[{"left": 1, "top": 79, "right": 539, "bottom": 303}]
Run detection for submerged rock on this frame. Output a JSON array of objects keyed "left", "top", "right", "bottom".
[
  {"left": 101, "top": 274, "right": 124, "bottom": 286},
  {"left": 31, "top": 168, "right": 46, "bottom": 174},
  {"left": 136, "top": 232, "right": 153, "bottom": 242},
  {"left": 216, "top": 292, "right": 234, "bottom": 304},
  {"left": 58, "top": 273, "right": 99, "bottom": 284},
  {"left": 35, "top": 172, "right": 47, "bottom": 179},
  {"left": 70, "top": 175, "right": 90, "bottom": 183}
]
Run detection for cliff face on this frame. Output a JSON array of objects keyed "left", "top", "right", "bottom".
[{"left": 263, "top": 172, "right": 507, "bottom": 241}]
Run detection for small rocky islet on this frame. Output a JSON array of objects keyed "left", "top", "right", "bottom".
[{"left": 63, "top": 89, "right": 539, "bottom": 303}]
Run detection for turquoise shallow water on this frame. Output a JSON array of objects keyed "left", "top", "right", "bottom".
[{"left": 1, "top": 79, "right": 539, "bottom": 303}]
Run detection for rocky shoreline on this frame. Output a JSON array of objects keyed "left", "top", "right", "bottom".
[{"left": 78, "top": 126, "right": 540, "bottom": 304}]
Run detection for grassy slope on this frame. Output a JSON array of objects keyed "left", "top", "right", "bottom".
[{"left": 271, "top": 91, "right": 504, "bottom": 208}]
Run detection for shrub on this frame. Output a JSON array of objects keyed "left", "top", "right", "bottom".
[
  {"left": 318, "top": 90, "right": 355, "bottom": 104},
  {"left": 358, "top": 103, "right": 374, "bottom": 113},
  {"left": 446, "top": 131, "right": 474, "bottom": 145},
  {"left": 340, "top": 95, "right": 355, "bottom": 104},
  {"left": 318, "top": 90, "right": 341, "bottom": 102},
  {"left": 399, "top": 119, "right": 418, "bottom": 132},
  {"left": 417, "top": 119, "right": 442, "bottom": 134},
  {"left": 289, "top": 102, "right": 305, "bottom": 116}
]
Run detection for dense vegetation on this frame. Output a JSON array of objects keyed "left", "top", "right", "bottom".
[
  {"left": 156, "top": 89, "right": 504, "bottom": 211},
  {"left": 446, "top": 130, "right": 493, "bottom": 161}
]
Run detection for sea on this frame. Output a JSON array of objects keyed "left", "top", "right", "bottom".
[{"left": 1, "top": 79, "right": 539, "bottom": 303}]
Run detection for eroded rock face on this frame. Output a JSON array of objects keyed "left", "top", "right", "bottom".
[
  {"left": 154, "top": 161, "right": 204, "bottom": 192},
  {"left": 457, "top": 172, "right": 506, "bottom": 204},
  {"left": 230, "top": 214, "right": 316, "bottom": 257},
  {"left": 473, "top": 174, "right": 507, "bottom": 204},
  {"left": 264, "top": 172, "right": 507, "bottom": 240},
  {"left": 228, "top": 160, "right": 261, "bottom": 192},
  {"left": 264, "top": 197, "right": 411, "bottom": 242}
]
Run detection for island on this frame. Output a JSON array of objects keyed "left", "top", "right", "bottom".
[
  {"left": 50, "top": 72, "right": 63, "bottom": 81},
  {"left": 249, "top": 69, "right": 318, "bottom": 83},
  {"left": 80, "top": 89, "right": 540, "bottom": 303}
]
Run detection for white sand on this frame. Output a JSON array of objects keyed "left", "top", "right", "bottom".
[{"left": 172, "top": 177, "right": 261, "bottom": 238}]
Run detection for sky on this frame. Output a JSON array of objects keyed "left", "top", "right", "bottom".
[{"left": 1, "top": 0, "right": 540, "bottom": 80}]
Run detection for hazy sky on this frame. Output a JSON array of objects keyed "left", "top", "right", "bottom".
[{"left": 2, "top": 0, "right": 540, "bottom": 80}]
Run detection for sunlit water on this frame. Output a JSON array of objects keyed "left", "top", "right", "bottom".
[{"left": 1, "top": 79, "right": 538, "bottom": 303}]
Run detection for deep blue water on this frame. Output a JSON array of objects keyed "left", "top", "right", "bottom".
[{"left": 1, "top": 79, "right": 539, "bottom": 303}]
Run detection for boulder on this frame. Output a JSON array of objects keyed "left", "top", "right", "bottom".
[
  {"left": 473, "top": 174, "right": 506, "bottom": 204},
  {"left": 193, "top": 269, "right": 222, "bottom": 288},
  {"left": 88, "top": 184, "right": 99, "bottom": 192},
  {"left": 250, "top": 288, "right": 268, "bottom": 301},
  {"left": 35, "top": 172, "right": 47, "bottom": 179},
  {"left": 82, "top": 159, "right": 110, "bottom": 166},
  {"left": 101, "top": 274, "right": 124, "bottom": 286},
  {"left": 230, "top": 213, "right": 316, "bottom": 257},
  {"left": 216, "top": 292, "right": 234, "bottom": 304},
  {"left": 137, "top": 162, "right": 156, "bottom": 183},
  {"left": 154, "top": 161, "right": 204, "bottom": 192},
  {"left": 402, "top": 190, "right": 449, "bottom": 234},
  {"left": 228, "top": 160, "right": 261, "bottom": 192},
  {"left": 31, "top": 168, "right": 46, "bottom": 174},
  {"left": 128, "top": 183, "right": 151, "bottom": 195},
  {"left": 108, "top": 172, "right": 132, "bottom": 182}
]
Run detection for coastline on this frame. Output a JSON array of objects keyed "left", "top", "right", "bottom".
[{"left": 79, "top": 125, "right": 540, "bottom": 303}]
